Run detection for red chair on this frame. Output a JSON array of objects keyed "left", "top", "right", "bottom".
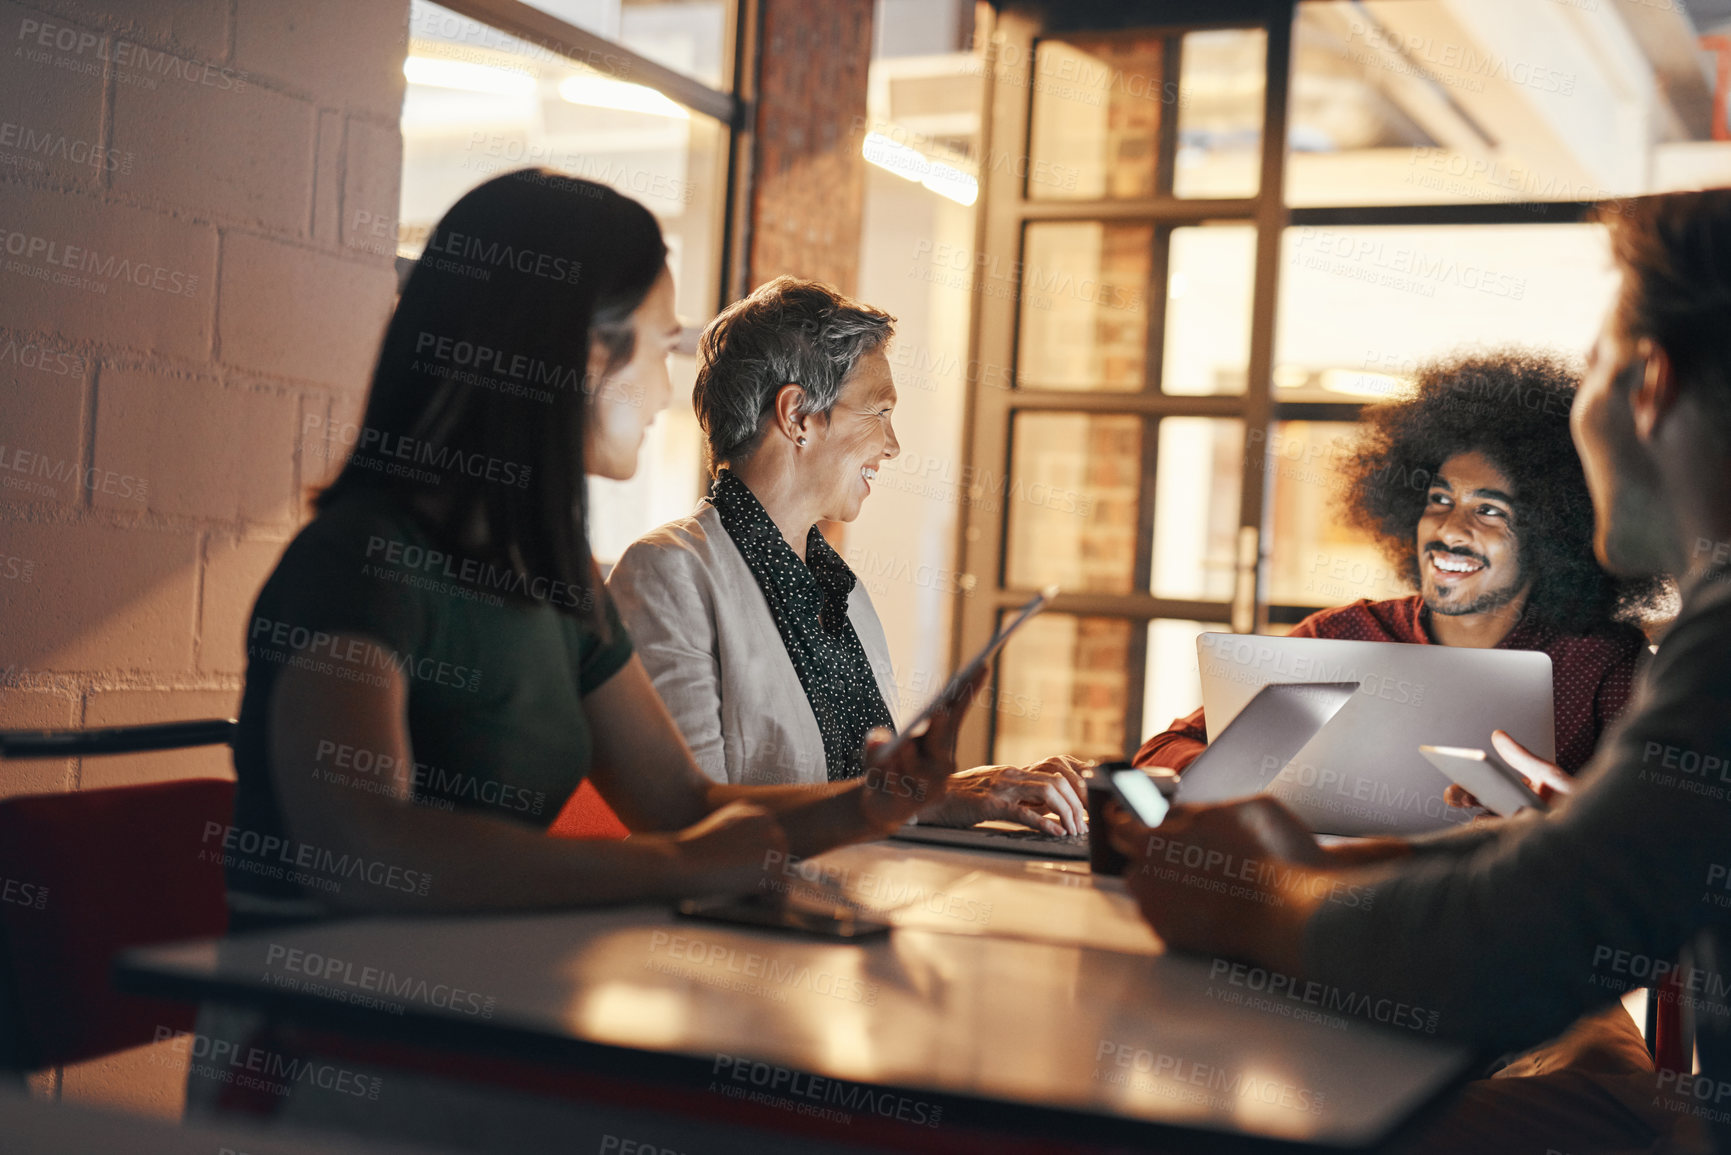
[{"left": 0, "top": 721, "right": 236, "bottom": 1072}]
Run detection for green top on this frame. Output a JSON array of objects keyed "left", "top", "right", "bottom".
[{"left": 227, "top": 487, "right": 633, "bottom": 923}]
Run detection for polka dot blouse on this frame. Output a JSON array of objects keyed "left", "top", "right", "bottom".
[{"left": 709, "top": 470, "right": 895, "bottom": 781}]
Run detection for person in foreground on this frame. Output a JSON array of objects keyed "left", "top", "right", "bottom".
[
  {"left": 608, "top": 276, "right": 1089, "bottom": 835},
  {"left": 1135, "top": 354, "right": 1665, "bottom": 785},
  {"left": 1111, "top": 190, "right": 1731, "bottom": 1152},
  {"left": 228, "top": 172, "right": 974, "bottom": 927}
]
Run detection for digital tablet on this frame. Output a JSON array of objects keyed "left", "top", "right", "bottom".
[
  {"left": 872, "top": 585, "right": 1058, "bottom": 760},
  {"left": 1418, "top": 744, "right": 1547, "bottom": 816}
]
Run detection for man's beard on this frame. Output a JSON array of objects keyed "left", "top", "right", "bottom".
[{"left": 1421, "top": 544, "right": 1529, "bottom": 618}]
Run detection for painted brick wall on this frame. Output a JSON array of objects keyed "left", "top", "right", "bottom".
[{"left": 0, "top": 0, "right": 408, "bottom": 1116}]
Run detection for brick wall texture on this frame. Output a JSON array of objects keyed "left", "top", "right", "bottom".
[
  {"left": 0, "top": 0, "right": 408, "bottom": 1114},
  {"left": 747, "top": 0, "right": 873, "bottom": 295}
]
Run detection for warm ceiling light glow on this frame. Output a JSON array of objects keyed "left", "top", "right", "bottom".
[
  {"left": 1319, "top": 368, "right": 1410, "bottom": 398},
  {"left": 921, "top": 161, "right": 978, "bottom": 206},
  {"left": 862, "top": 132, "right": 928, "bottom": 182},
  {"left": 862, "top": 133, "right": 978, "bottom": 206},
  {"left": 403, "top": 56, "right": 536, "bottom": 96},
  {"left": 558, "top": 75, "right": 690, "bottom": 118}
]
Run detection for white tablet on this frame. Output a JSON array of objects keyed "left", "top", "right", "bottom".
[
  {"left": 1418, "top": 745, "right": 1547, "bottom": 817},
  {"left": 874, "top": 585, "right": 1057, "bottom": 759}
]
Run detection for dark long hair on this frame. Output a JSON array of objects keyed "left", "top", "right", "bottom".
[{"left": 319, "top": 170, "right": 667, "bottom": 623}]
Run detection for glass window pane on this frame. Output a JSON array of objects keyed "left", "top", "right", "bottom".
[
  {"left": 1262, "top": 420, "right": 1410, "bottom": 609},
  {"left": 1027, "top": 34, "right": 1164, "bottom": 201},
  {"left": 1161, "top": 224, "right": 1255, "bottom": 396},
  {"left": 1151, "top": 418, "right": 1242, "bottom": 601},
  {"left": 995, "top": 614, "right": 1132, "bottom": 766},
  {"left": 1005, "top": 414, "right": 1141, "bottom": 595},
  {"left": 1017, "top": 223, "right": 1151, "bottom": 391},
  {"left": 1173, "top": 29, "right": 1265, "bottom": 199},
  {"left": 1286, "top": 0, "right": 1731, "bottom": 207},
  {"left": 496, "top": 0, "right": 731, "bottom": 89},
  {"left": 1142, "top": 619, "right": 1218, "bottom": 752},
  {"left": 1275, "top": 223, "right": 1615, "bottom": 405},
  {"left": 402, "top": 1, "right": 726, "bottom": 320}
]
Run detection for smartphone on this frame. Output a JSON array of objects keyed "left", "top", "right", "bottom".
[
  {"left": 1418, "top": 744, "right": 1547, "bottom": 816},
  {"left": 1108, "top": 767, "right": 1173, "bottom": 828},
  {"left": 871, "top": 585, "right": 1058, "bottom": 761},
  {"left": 675, "top": 891, "right": 892, "bottom": 940}
]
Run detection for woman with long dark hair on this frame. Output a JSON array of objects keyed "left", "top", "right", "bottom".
[{"left": 227, "top": 171, "right": 969, "bottom": 925}]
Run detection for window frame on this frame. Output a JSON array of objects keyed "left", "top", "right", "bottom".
[{"left": 954, "top": 0, "right": 1602, "bottom": 768}]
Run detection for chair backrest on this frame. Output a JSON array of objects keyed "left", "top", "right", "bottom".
[
  {"left": 547, "top": 777, "right": 630, "bottom": 840},
  {"left": 0, "top": 778, "right": 234, "bottom": 1069}
]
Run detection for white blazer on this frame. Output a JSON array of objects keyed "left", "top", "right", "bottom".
[{"left": 607, "top": 503, "right": 899, "bottom": 786}]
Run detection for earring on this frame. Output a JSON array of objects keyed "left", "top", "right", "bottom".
[{"left": 796, "top": 435, "right": 807, "bottom": 447}]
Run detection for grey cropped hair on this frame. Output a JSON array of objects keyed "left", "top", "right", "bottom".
[{"left": 693, "top": 276, "right": 896, "bottom": 475}]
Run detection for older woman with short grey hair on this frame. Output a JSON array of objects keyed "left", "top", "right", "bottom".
[{"left": 608, "top": 276, "right": 1088, "bottom": 833}]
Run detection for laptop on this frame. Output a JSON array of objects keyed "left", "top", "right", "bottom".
[
  {"left": 892, "top": 681, "right": 1358, "bottom": 859},
  {"left": 1195, "top": 633, "right": 1555, "bottom": 836}
]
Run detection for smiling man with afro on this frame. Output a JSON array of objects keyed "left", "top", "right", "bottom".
[{"left": 1136, "top": 351, "right": 1668, "bottom": 780}]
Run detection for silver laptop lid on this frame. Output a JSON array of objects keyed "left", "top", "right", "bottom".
[
  {"left": 1195, "top": 633, "right": 1554, "bottom": 836},
  {"left": 1173, "top": 682, "right": 1359, "bottom": 805}
]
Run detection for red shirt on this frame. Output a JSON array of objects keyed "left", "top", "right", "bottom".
[{"left": 1132, "top": 596, "right": 1649, "bottom": 776}]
